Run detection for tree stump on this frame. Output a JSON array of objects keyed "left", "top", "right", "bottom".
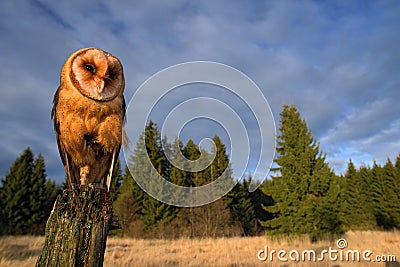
[{"left": 36, "top": 185, "right": 116, "bottom": 267}]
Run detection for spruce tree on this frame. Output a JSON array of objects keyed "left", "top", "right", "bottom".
[
  {"left": 167, "top": 137, "right": 189, "bottom": 206},
  {"left": 370, "top": 163, "right": 385, "bottom": 227},
  {"left": 313, "top": 175, "right": 342, "bottom": 240},
  {"left": 128, "top": 121, "right": 176, "bottom": 232},
  {"left": 395, "top": 154, "right": 400, "bottom": 177},
  {"left": 368, "top": 160, "right": 400, "bottom": 229},
  {"left": 0, "top": 148, "right": 60, "bottom": 235},
  {"left": 225, "top": 177, "right": 255, "bottom": 236},
  {"left": 210, "top": 135, "right": 235, "bottom": 198},
  {"left": 340, "top": 160, "right": 375, "bottom": 230},
  {"left": 358, "top": 164, "right": 377, "bottom": 229},
  {"left": 382, "top": 159, "right": 400, "bottom": 228},
  {"left": 210, "top": 135, "right": 231, "bottom": 179},
  {"left": 261, "top": 104, "right": 342, "bottom": 240},
  {"left": 169, "top": 137, "right": 188, "bottom": 187},
  {"left": 113, "top": 165, "right": 144, "bottom": 236},
  {"left": 28, "top": 154, "right": 49, "bottom": 234},
  {"left": 252, "top": 178, "right": 275, "bottom": 234},
  {"left": 183, "top": 139, "right": 202, "bottom": 186},
  {"left": 44, "top": 180, "right": 60, "bottom": 214},
  {"left": 394, "top": 155, "right": 400, "bottom": 208},
  {"left": 144, "top": 120, "right": 168, "bottom": 178},
  {"left": 0, "top": 148, "right": 35, "bottom": 234}
]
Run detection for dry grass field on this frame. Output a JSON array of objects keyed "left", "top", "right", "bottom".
[{"left": 0, "top": 231, "right": 399, "bottom": 266}]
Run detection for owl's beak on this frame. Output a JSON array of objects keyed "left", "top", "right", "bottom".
[
  {"left": 94, "top": 77, "right": 105, "bottom": 94},
  {"left": 97, "top": 81, "right": 105, "bottom": 93}
]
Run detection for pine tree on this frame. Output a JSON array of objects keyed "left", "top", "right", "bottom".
[
  {"left": 144, "top": 120, "right": 168, "bottom": 178},
  {"left": 169, "top": 137, "right": 188, "bottom": 187},
  {"left": 367, "top": 159, "right": 400, "bottom": 229},
  {"left": 340, "top": 160, "right": 375, "bottom": 230},
  {"left": 210, "top": 135, "right": 235, "bottom": 198},
  {"left": 28, "top": 154, "right": 50, "bottom": 234},
  {"left": 167, "top": 137, "right": 189, "bottom": 206},
  {"left": 382, "top": 159, "right": 400, "bottom": 228},
  {"left": 0, "top": 148, "right": 34, "bottom": 234},
  {"left": 112, "top": 165, "right": 144, "bottom": 236},
  {"left": 119, "top": 165, "right": 145, "bottom": 203},
  {"left": 225, "top": 177, "right": 255, "bottom": 236},
  {"left": 395, "top": 154, "right": 400, "bottom": 177},
  {"left": 261, "top": 104, "right": 342, "bottom": 240},
  {"left": 0, "top": 148, "right": 35, "bottom": 234},
  {"left": 313, "top": 175, "right": 342, "bottom": 240},
  {"left": 0, "top": 148, "right": 60, "bottom": 235},
  {"left": 127, "top": 121, "right": 176, "bottom": 232},
  {"left": 114, "top": 165, "right": 142, "bottom": 234},
  {"left": 183, "top": 139, "right": 202, "bottom": 186},
  {"left": 394, "top": 155, "right": 400, "bottom": 228},
  {"left": 370, "top": 162, "right": 393, "bottom": 229},
  {"left": 358, "top": 165, "right": 377, "bottom": 229},
  {"left": 252, "top": 178, "right": 275, "bottom": 234},
  {"left": 44, "top": 180, "right": 60, "bottom": 215},
  {"left": 210, "top": 136, "right": 231, "bottom": 179}
]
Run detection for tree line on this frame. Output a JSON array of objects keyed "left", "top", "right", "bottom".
[
  {"left": 0, "top": 148, "right": 59, "bottom": 235},
  {"left": 110, "top": 121, "right": 272, "bottom": 238},
  {"left": 262, "top": 105, "right": 400, "bottom": 241},
  {"left": 0, "top": 104, "right": 399, "bottom": 240}
]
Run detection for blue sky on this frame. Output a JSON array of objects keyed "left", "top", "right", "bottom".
[{"left": 0, "top": 0, "right": 399, "bottom": 184}]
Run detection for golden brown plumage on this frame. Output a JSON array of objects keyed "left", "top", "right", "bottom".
[{"left": 51, "top": 47, "right": 125, "bottom": 190}]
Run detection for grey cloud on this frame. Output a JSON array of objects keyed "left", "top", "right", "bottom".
[{"left": 1, "top": 0, "right": 399, "bottom": 182}]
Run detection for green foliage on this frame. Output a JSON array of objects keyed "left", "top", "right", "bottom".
[
  {"left": 252, "top": 179, "right": 275, "bottom": 234},
  {"left": 261, "top": 104, "right": 343, "bottom": 241},
  {"left": 0, "top": 148, "right": 60, "bottom": 235},
  {"left": 169, "top": 138, "right": 187, "bottom": 187},
  {"left": 0, "top": 148, "right": 34, "bottom": 234},
  {"left": 182, "top": 139, "right": 201, "bottom": 187},
  {"left": 116, "top": 121, "right": 243, "bottom": 238},
  {"left": 113, "top": 113, "right": 400, "bottom": 239},
  {"left": 369, "top": 160, "right": 400, "bottom": 229},
  {"left": 28, "top": 154, "right": 52, "bottom": 233},
  {"left": 340, "top": 161, "right": 376, "bottom": 230},
  {"left": 2, "top": 109, "right": 399, "bottom": 239},
  {"left": 127, "top": 121, "right": 177, "bottom": 232},
  {"left": 225, "top": 176, "right": 256, "bottom": 236}
]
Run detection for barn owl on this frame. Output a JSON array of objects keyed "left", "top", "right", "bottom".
[{"left": 51, "top": 47, "right": 125, "bottom": 191}]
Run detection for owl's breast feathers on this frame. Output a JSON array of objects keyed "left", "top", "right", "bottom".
[{"left": 52, "top": 84, "right": 125, "bottom": 167}]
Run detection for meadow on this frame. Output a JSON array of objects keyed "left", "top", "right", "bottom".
[{"left": 0, "top": 231, "right": 399, "bottom": 266}]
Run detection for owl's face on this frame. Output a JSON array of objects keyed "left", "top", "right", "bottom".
[{"left": 66, "top": 48, "right": 124, "bottom": 101}]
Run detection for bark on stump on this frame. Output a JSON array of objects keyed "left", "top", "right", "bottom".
[{"left": 36, "top": 186, "right": 114, "bottom": 267}]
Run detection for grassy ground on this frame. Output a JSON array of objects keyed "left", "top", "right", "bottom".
[{"left": 0, "top": 231, "right": 399, "bottom": 266}]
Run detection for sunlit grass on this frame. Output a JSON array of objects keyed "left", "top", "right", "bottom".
[{"left": 0, "top": 231, "right": 398, "bottom": 266}]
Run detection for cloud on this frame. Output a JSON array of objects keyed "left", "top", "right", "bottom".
[{"left": 0, "top": 0, "right": 399, "bottom": 182}]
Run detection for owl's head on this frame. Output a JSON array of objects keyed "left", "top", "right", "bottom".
[{"left": 61, "top": 47, "right": 124, "bottom": 101}]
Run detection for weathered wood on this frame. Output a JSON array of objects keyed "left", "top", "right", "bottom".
[{"left": 36, "top": 186, "right": 116, "bottom": 267}]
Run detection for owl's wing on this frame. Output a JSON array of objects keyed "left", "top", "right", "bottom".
[
  {"left": 105, "top": 150, "right": 116, "bottom": 192},
  {"left": 122, "top": 96, "right": 126, "bottom": 123},
  {"left": 106, "top": 96, "right": 126, "bottom": 191},
  {"left": 51, "top": 86, "right": 74, "bottom": 187},
  {"left": 121, "top": 96, "right": 131, "bottom": 149}
]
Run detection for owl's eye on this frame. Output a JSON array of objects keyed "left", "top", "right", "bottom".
[
  {"left": 108, "top": 70, "right": 115, "bottom": 79},
  {"left": 84, "top": 64, "right": 96, "bottom": 73}
]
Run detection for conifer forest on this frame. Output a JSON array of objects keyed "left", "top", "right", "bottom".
[{"left": 1, "top": 104, "right": 399, "bottom": 241}]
